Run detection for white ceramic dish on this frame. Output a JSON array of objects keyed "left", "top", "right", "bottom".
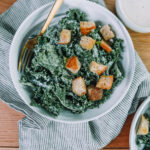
[
  {"left": 130, "top": 97, "right": 150, "bottom": 150},
  {"left": 116, "top": 0, "right": 150, "bottom": 33},
  {"left": 9, "top": 0, "right": 135, "bottom": 123}
]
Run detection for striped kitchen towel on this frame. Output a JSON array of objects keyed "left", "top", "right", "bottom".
[{"left": 0, "top": 0, "right": 150, "bottom": 149}]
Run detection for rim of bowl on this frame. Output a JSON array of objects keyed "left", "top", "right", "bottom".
[
  {"left": 116, "top": 0, "right": 150, "bottom": 33},
  {"left": 9, "top": 0, "right": 135, "bottom": 123},
  {"left": 129, "top": 97, "right": 150, "bottom": 149}
]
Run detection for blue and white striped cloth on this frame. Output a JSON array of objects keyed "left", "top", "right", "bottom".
[{"left": 0, "top": 0, "right": 150, "bottom": 149}]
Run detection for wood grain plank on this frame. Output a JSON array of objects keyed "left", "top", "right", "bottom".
[
  {"left": 128, "top": 29, "right": 150, "bottom": 71},
  {"left": 104, "top": 0, "right": 116, "bottom": 14},
  {"left": 0, "top": 148, "right": 18, "bottom": 150},
  {"left": 0, "top": 0, "right": 16, "bottom": 14},
  {"left": 0, "top": 101, "right": 24, "bottom": 147}
]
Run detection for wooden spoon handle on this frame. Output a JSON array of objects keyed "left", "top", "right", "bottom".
[{"left": 39, "top": 0, "right": 64, "bottom": 35}]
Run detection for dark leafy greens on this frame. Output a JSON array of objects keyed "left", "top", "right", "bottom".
[{"left": 21, "top": 9, "right": 124, "bottom": 116}]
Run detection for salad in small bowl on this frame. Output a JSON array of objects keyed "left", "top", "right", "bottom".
[{"left": 130, "top": 97, "right": 150, "bottom": 150}]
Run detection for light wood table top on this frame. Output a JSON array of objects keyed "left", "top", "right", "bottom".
[{"left": 0, "top": 0, "right": 150, "bottom": 150}]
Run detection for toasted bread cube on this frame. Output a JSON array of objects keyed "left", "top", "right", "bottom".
[
  {"left": 80, "top": 21, "right": 96, "bottom": 35},
  {"left": 96, "top": 75, "right": 114, "bottom": 90},
  {"left": 88, "top": 85, "right": 103, "bottom": 101},
  {"left": 137, "top": 115, "right": 149, "bottom": 135},
  {"left": 100, "top": 25, "right": 115, "bottom": 41},
  {"left": 58, "top": 29, "right": 71, "bottom": 44},
  {"left": 66, "top": 56, "right": 81, "bottom": 74},
  {"left": 72, "top": 77, "right": 87, "bottom": 96},
  {"left": 80, "top": 36, "right": 96, "bottom": 50},
  {"left": 89, "top": 61, "right": 108, "bottom": 75},
  {"left": 100, "top": 40, "right": 112, "bottom": 53}
]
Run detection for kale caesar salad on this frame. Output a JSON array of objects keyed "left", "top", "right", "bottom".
[
  {"left": 21, "top": 9, "right": 124, "bottom": 116},
  {"left": 136, "top": 112, "right": 150, "bottom": 150}
]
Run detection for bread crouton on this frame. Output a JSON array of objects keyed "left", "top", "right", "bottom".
[
  {"left": 58, "top": 29, "right": 71, "bottom": 44},
  {"left": 100, "top": 40, "right": 112, "bottom": 53},
  {"left": 80, "top": 21, "right": 96, "bottom": 35},
  {"left": 66, "top": 56, "right": 81, "bottom": 74},
  {"left": 72, "top": 77, "right": 87, "bottom": 96},
  {"left": 100, "top": 25, "right": 115, "bottom": 41},
  {"left": 80, "top": 36, "right": 96, "bottom": 50},
  {"left": 88, "top": 85, "right": 103, "bottom": 101},
  {"left": 96, "top": 75, "right": 114, "bottom": 90},
  {"left": 89, "top": 61, "right": 108, "bottom": 75},
  {"left": 137, "top": 115, "right": 149, "bottom": 135}
]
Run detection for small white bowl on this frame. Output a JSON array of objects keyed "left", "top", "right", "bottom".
[
  {"left": 130, "top": 97, "right": 150, "bottom": 150},
  {"left": 116, "top": 0, "right": 150, "bottom": 33}
]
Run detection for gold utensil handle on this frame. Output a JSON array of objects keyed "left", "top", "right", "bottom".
[{"left": 39, "top": 0, "right": 64, "bottom": 35}]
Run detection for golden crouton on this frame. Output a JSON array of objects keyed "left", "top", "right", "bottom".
[
  {"left": 66, "top": 56, "right": 81, "bottom": 74},
  {"left": 58, "top": 29, "right": 71, "bottom": 44},
  {"left": 88, "top": 85, "right": 103, "bottom": 101},
  {"left": 80, "top": 36, "right": 96, "bottom": 50},
  {"left": 80, "top": 21, "right": 96, "bottom": 35},
  {"left": 137, "top": 115, "right": 149, "bottom": 135},
  {"left": 89, "top": 61, "right": 108, "bottom": 75},
  {"left": 96, "top": 75, "right": 114, "bottom": 90},
  {"left": 72, "top": 77, "right": 87, "bottom": 96},
  {"left": 100, "top": 25, "right": 115, "bottom": 41}
]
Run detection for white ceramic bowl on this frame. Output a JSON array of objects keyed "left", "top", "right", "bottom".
[
  {"left": 130, "top": 97, "right": 150, "bottom": 150},
  {"left": 116, "top": 0, "right": 150, "bottom": 33},
  {"left": 9, "top": 0, "right": 135, "bottom": 123}
]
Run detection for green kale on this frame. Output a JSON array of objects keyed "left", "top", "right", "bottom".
[{"left": 21, "top": 9, "right": 124, "bottom": 116}]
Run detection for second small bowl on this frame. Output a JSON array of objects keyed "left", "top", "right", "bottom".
[
  {"left": 130, "top": 97, "right": 150, "bottom": 150},
  {"left": 116, "top": 0, "right": 150, "bottom": 33}
]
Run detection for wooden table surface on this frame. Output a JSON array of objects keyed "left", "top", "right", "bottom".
[{"left": 0, "top": 0, "right": 150, "bottom": 150}]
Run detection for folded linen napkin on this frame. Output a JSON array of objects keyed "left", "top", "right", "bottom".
[{"left": 0, "top": 0, "right": 150, "bottom": 149}]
